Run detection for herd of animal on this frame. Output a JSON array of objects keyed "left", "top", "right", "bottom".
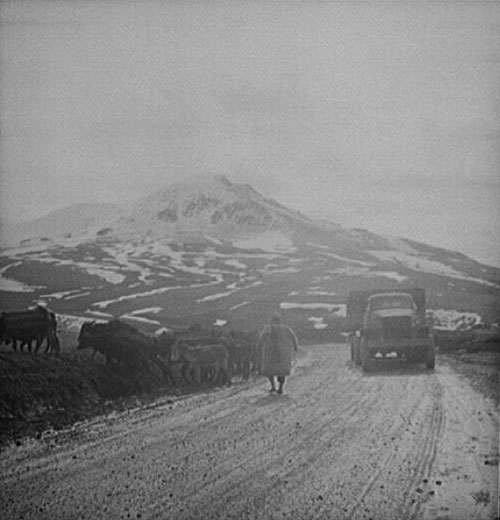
[{"left": 0, "top": 305, "right": 261, "bottom": 387}]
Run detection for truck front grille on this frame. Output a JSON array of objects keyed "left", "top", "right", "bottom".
[{"left": 382, "top": 316, "right": 412, "bottom": 339}]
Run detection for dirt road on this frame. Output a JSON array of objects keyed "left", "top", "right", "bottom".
[{"left": 0, "top": 344, "right": 498, "bottom": 520}]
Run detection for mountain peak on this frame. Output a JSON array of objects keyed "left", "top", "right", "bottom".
[
  {"left": 109, "top": 174, "right": 313, "bottom": 240},
  {"left": 154, "top": 174, "right": 260, "bottom": 202},
  {"left": 1, "top": 175, "right": 318, "bottom": 246}
]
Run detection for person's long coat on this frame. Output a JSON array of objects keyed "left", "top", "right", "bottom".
[{"left": 256, "top": 324, "right": 299, "bottom": 377}]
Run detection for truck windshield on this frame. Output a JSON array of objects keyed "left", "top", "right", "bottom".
[{"left": 369, "top": 295, "right": 414, "bottom": 311}]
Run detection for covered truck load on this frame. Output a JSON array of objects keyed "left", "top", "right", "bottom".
[{"left": 346, "top": 288, "right": 427, "bottom": 331}]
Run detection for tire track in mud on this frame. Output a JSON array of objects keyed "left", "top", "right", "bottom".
[
  {"left": 124, "top": 350, "right": 361, "bottom": 516},
  {"left": 29, "top": 348, "right": 433, "bottom": 519},
  {"left": 233, "top": 368, "right": 440, "bottom": 520},
  {"left": 146, "top": 350, "right": 433, "bottom": 519},
  {"left": 401, "top": 378, "right": 445, "bottom": 520},
  {"left": 344, "top": 378, "right": 438, "bottom": 520},
  {"left": 417, "top": 365, "right": 499, "bottom": 520},
  {"left": 145, "top": 350, "right": 379, "bottom": 517}
]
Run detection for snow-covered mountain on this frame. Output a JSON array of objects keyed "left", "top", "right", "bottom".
[
  {"left": 121, "top": 175, "right": 320, "bottom": 236},
  {"left": 1, "top": 175, "right": 499, "bottom": 334},
  {"left": 1, "top": 175, "right": 331, "bottom": 245}
]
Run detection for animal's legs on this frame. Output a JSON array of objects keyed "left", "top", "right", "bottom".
[{"left": 277, "top": 375, "right": 285, "bottom": 394}]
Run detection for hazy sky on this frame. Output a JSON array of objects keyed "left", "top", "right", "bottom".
[{"left": 1, "top": 1, "right": 499, "bottom": 266}]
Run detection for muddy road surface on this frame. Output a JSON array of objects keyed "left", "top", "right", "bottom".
[{"left": 1, "top": 344, "right": 498, "bottom": 520}]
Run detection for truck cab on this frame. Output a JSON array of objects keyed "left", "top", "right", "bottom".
[
  {"left": 363, "top": 292, "right": 420, "bottom": 331},
  {"left": 347, "top": 288, "right": 435, "bottom": 371}
]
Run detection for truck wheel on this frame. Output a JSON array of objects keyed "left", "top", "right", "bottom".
[
  {"left": 354, "top": 346, "right": 361, "bottom": 366},
  {"left": 360, "top": 341, "right": 371, "bottom": 372},
  {"left": 353, "top": 338, "right": 361, "bottom": 366},
  {"left": 426, "top": 347, "right": 435, "bottom": 370}
]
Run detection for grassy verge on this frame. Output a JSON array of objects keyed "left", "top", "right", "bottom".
[
  {"left": 0, "top": 352, "right": 176, "bottom": 449},
  {"left": 439, "top": 351, "right": 500, "bottom": 407}
]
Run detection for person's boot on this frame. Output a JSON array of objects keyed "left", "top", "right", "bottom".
[
  {"left": 277, "top": 377, "right": 284, "bottom": 394},
  {"left": 269, "top": 377, "right": 277, "bottom": 392}
]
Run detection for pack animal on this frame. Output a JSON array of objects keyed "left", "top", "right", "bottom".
[
  {"left": 171, "top": 335, "right": 231, "bottom": 386},
  {"left": 0, "top": 306, "right": 60, "bottom": 355},
  {"left": 228, "top": 329, "right": 258, "bottom": 380},
  {"left": 77, "top": 320, "right": 174, "bottom": 384}
]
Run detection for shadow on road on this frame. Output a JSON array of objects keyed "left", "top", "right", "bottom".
[
  {"left": 355, "top": 361, "right": 436, "bottom": 378},
  {"left": 250, "top": 393, "right": 294, "bottom": 407}
]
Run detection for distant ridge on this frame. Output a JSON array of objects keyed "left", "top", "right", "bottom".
[
  {"left": 0, "top": 175, "right": 498, "bottom": 278},
  {"left": 0, "top": 175, "right": 332, "bottom": 246},
  {"left": 1, "top": 203, "right": 123, "bottom": 247}
]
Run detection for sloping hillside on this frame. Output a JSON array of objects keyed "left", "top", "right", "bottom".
[
  {"left": 0, "top": 350, "right": 181, "bottom": 447},
  {"left": 1, "top": 175, "right": 499, "bottom": 335}
]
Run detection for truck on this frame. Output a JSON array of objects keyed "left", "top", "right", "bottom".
[{"left": 346, "top": 288, "right": 435, "bottom": 371}]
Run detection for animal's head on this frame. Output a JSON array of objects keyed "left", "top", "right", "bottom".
[
  {"left": 33, "top": 304, "right": 51, "bottom": 318},
  {"left": 0, "top": 313, "right": 5, "bottom": 342},
  {"left": 155, "top": 330, "right": 174, "bottom": 346},
  {"left": 107, "top": 319, "right": 123, "bottom": 334},
  {"left": 48, "top": 311, "right": 58, "bottom": 331},
  {"left": 77, "top": 321, "right": 98, "bottom": 349},
  {"left": 170, "top": 331, "right": 189, "bottom": 362}
]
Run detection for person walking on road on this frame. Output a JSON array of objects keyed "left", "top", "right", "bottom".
[{"left": 256, "top": 313, "right": 299, "bottom": 394}]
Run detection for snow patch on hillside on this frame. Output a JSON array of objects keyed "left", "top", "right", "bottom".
[
  {"left": 261, "top": 264, "right": 302, "bottom": 275},
  {"left": 40, "top": 289, "right": 85, "bottom": 300},
  {"left": 427, "top": 309, "right": 483, "bottom": 330},
  {"left": 326, "top": 266, "right": 408, "bottom": 283},
  {"left": 129, "top": 307, "right": 163, "bottom": 316},
  {"left": 280, "top": 302, "right": 346, "bottom": 316},
  {"left": 381, "top": 235, "right": 419, "bottom": 255},
  {"left": 223, "top": 259, "right": 247, "bottom": 270},
  {"left": 84, "top": 265, "right": 126, "bottom": 284},
  {"left": 321, "top": 251, "right": 374, "bottom": 266},
  {"left": 0, "top": 262, "right": 45, "bottom": 292},
  {"left": 0, "top": 277, "right": 41, "bottom": 293},
  {"left": 65, "top": 292, "right": 91, "bottom": 300},
  {"left": 196, "top": 281, "right": 263, "bottom": 303},
  {"left": 230, "top": 301, "right": 250, "bottom": 311},
  {"left": 370, "top": 250, "right": 499, "bottom": 287},
  {"left": 93, "top": 279, "right": 220, "bottom": 309},
  {"left": 85, "top": 311, "right": 113, "bottom": 319},
  {"left": 121, "top": 314, "right": 161, "bottom": 326}
]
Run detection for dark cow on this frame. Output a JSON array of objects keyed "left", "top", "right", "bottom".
[
  {"left": 0, "top": 305, "right": 60, "bottom": 355},
  {"left": 77, "top": 320, "right": 174, "bottom": 384},
  {"left": 77, "top": 320, "right": 144, "bottom": 368}
]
